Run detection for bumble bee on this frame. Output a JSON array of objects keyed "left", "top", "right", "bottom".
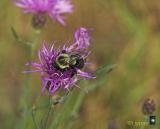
[{"left": 54, "top": 51, "right": 85, "bottom": 71}]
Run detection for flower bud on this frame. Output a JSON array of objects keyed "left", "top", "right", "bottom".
[
  {"left": 142, "top": 98, "right": 156, "bottom": 115},
  {"left": 32, "top": 13, "right": 46, "bottom": 29}
]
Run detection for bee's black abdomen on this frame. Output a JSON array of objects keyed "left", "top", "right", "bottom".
[
  {"left": 69, "top": 54, "right": 85, "bottom": 69},
  {"left": 75, "top": 58, "right": 85, "bottom": 69}
]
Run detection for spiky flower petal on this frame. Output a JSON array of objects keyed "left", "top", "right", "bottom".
[{"left": 74, "top": 27, "right": 91, "bottom": 49}]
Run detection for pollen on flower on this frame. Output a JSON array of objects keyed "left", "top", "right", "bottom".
[{"left": 24, "top": 27, "right": 95, "bottom": 94}]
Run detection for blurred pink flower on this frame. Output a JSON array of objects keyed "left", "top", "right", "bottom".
[{"left": 15, "top": 0, "right": 73, "bottom": 26}]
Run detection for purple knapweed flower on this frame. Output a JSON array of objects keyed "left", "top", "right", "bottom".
[
  {"left": 15, "top": 0, "right": 73, "bottom": 27},
  {"left": 25, "top": 27, "right": 95, "bottom": 94}
]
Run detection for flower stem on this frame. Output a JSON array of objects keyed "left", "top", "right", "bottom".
[
  {"left": 32, "top": 106, "right": 41, "bottom": 129},
  {"left": 17, "top": 30, "right": 42, "bottom": 129},
  {"left": 42, "top": 96, "right": 53, "bottom": 129}
]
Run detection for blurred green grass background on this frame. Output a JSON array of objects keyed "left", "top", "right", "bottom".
[{"left": 1, "top": 0, "right": 160, "bottom": 129}]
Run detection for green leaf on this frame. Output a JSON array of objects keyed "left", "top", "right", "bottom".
[
  {"left": 94, "top": 64, "right": 117, "bottom": 76},
  {"left": 11, "top": 26, "right": 31, "bottom": 46}
]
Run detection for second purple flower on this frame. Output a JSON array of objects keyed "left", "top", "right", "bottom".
[{"left": 15, "top": 0, "right": 73, "bottom": 28}]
